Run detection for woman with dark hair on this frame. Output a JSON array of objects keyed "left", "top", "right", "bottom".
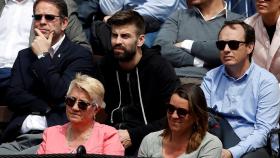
[{"left": 138, "top": 83, "right": 222, "bottom": 158}]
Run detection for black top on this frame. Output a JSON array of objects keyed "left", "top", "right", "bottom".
[
  {"left": 97, "top": 45, "right": 180, "bottom": 154},
  {"left": 265, "top": 24, "right": 276, "bottom": 43}
]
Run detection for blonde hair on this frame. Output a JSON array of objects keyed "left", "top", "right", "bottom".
[{"left": 67, "top": 73, "right": 105, "bottom": 108}]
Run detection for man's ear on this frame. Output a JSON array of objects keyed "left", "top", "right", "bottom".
[
  {"left": 246, "top": 43, "right": 254, "bottom": 56},
  {"left": 137, "top": 34, "right": 145, "bottom": 47},
  {"left": 61, "top": 17, "right": 69, "bottom": 31}
]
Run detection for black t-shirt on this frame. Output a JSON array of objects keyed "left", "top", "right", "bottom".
[{"left": 265, "top": 24, "right": 276, "bottom": 43}]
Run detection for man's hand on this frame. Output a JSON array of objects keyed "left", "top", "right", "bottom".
[
  {"left": 118, "top": 129, "right": 132, "bottom": 148},
  {"left": 31, "top": 28, "right": 53, "bottom": 56},
  {"left": 174, "top": 42, "right": 183, "bottom": 48},
  {"left": 222, "top": 149, "right": 233, "bottom": 158},
  {"left": 103, "top": 15, "right": 112, "bottom": 23}
]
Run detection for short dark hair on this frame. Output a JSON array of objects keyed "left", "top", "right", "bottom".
[
  {"left": 33, "top": 0, "right": 68, "bottom": 18},
  {"left": 218, "top": 20, "right": 255, "bottom": 60},
  {"left": 107, "top": 10, "right": 145, "bottom": 35},
  {"left": 161, "top": 83, "right": 208, "bottom": 154},
  {"left": 219, "top": 20, "right": 255, "bottom": 44}
]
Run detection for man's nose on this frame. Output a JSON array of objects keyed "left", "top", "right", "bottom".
[
  {"left": 116, "top": 36, "right": 123, "bottom": 44},
  {"left": 223, "top": 43, "right": 231, "bottom": 52},
  {"left": 39, "top": 16, "right": 47, "bottom": 24}
]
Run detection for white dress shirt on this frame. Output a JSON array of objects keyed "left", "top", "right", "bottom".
[{"left": 0, "top": 0, "right": 34, "bottom": 68}]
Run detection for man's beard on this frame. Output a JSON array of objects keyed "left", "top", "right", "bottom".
[{"left": 113, "top": 45, "right": 136, "bottom": 62}]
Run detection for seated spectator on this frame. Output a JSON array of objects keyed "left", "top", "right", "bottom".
[
  {"left": 154, "top": 0, "right": 243, "bottom": 84},
  {"left": 88, "top": 0, "right": 187, "bottom": 55},
  {"left": 138, "top": 83, "right": 222, "bottom": 158},
  {"left": 0, "top": 0, "right": 94, "bottom": 154},
  {"left": 99, "top": 0, "right": 186, "bottom": 33},
  {"left": 0, "top": 0, "right": 90, "bottom": 102},
  {"left": 96, "top": 10, "right": 180, "bottom": 155},
  {"left": 245, "top": 0, "right": 280, "bottom": 85},
  {"left": 37, "top": 74, "right": 124, "bottom": 155},
  {"left": 201, "top": 20, "right": 280, "bottom": 158}
]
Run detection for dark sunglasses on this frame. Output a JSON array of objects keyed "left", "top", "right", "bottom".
[
  {"left": 216, "top": 40, "right": 247, "bottom": 50},
  {"left": 65, "top": 96, "right": 92, "bottom": 110},
  {"left": 32, "top": 14, "right": 61, "bottom": 21},
  {"left": 166, "top": 104, "right": 189, "bottom": 118}
]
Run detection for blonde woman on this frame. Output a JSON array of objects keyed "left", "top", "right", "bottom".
[{"left": 37, "top": 74, "right": 124, "bottom": 155}]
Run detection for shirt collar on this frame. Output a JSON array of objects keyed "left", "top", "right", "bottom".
[
  {"left": 49, "top": 34, "right": 65, "bottom": 57},
  {"left": 222, "top": 62, "right": 255, "bottom": 81},
  {"left": 193, "top": 1, "right": 228, "bottom": 21}
]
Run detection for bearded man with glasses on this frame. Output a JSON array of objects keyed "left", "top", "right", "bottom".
[
  {"left": 0, "top": 0, "right": 94, "bottom": 155},
  {"left": 201, "top": 20, "right": 280, "bottom": 158}
]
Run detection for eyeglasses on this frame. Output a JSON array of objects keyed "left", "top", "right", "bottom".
[
  {"left": 32, "top": 14, "right": 61, "bottom": 21},
  {"left": 216, "top": 40, "right": 247, "bottom": 50},
  {"left": 65, "top": 96, "right": 92, "bottom": 110},
  {"left": 166, "top": 104, "right": 189, "bottom": 118}
]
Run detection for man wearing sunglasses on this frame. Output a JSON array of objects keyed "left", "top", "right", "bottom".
[
  {"left": 0, "top": 0, "right": 90, "bottom": 103},
  {"left": 201, "top": 20, "right": 280, "bottom": 158},
  {"left": 0, "top": 0, "right": 94, "bottom": 154},
  {"left": 154, "top": 0, "right": 243, "bottom": 85}
]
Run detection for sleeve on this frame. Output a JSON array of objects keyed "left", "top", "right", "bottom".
[
  {"left": 31, "top": 48, "right": 94, "bottom": 102},
  {"left": 7, "top": 46, "right": 94, "bottom": 114},
  {"left": 191, "top": 41, "right": 221, "bottom": 66},
  {"left": 103, "top": 126, "right": 125, "bottom": 156},
  {"left": 128, "top": 58, "right": 179, "bottom": 147},
  {"left": 77, "top": 0, "right": 100, "bottom": 27},
  {"left": 6, "top": 53, "right": 50, "bottom": 114},
  {"left": 154, "top": 11, "right": 195, "bottom": 67},
  {"left": 200, "top": 71, "right": 212, "bottom": 107},
  {"left": 99, "top": 0, "right": 124, "bottom": 15},
  {"left": 198, "top": 134, "right": 223, "bottom": 158},
  {"left": 37, "top": 129, "right": 48, "bottom": 154},
  {"left": 137, "top": 134, "right": 153, "bottom": 157},
  {"left": 65, "top": 0, "right": 91, "bottom": 51},
  {"left": 229, "top": 78, "right": 280, "bottom": 158}
]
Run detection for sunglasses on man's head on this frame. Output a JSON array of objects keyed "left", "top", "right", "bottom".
[
  {"left": 32, "top": 14, "right": 61, "bottom": 21},
  {"left": 216, "top": 40, "right": 247, "bottom": 50},
  {"left": 166, "top": 104, "right": 189, "bottom": 118},
  {"left": 65, "top": 96, "right": 93, "bottom": 111}
]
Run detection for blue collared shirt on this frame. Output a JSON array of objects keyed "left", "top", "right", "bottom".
[{"left": 201, "top": 62, "right": 280, "bottom": 158}]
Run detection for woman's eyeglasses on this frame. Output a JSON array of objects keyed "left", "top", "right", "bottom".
[
  {"left": 32, "top": 14, "right": 61, "bottom": 21},
  {"left": 65, "top": 96, "right": 92, "bottom": 110},
  {"left": 216, "top": 40, "right": 247, "bottom": 50},
  {"left": 166, "top": 104, "right": 189, "bottom": 118}
]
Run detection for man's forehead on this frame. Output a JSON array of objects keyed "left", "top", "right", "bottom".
[
  {"left": 35, "top": 1, "right": 59, "bottom": 13},
  {"left": 220, "top": 25, "right": 245, "bottom": 37},
  {"left": 111, "top": 25, "right": 137, "bottom": 34}
]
